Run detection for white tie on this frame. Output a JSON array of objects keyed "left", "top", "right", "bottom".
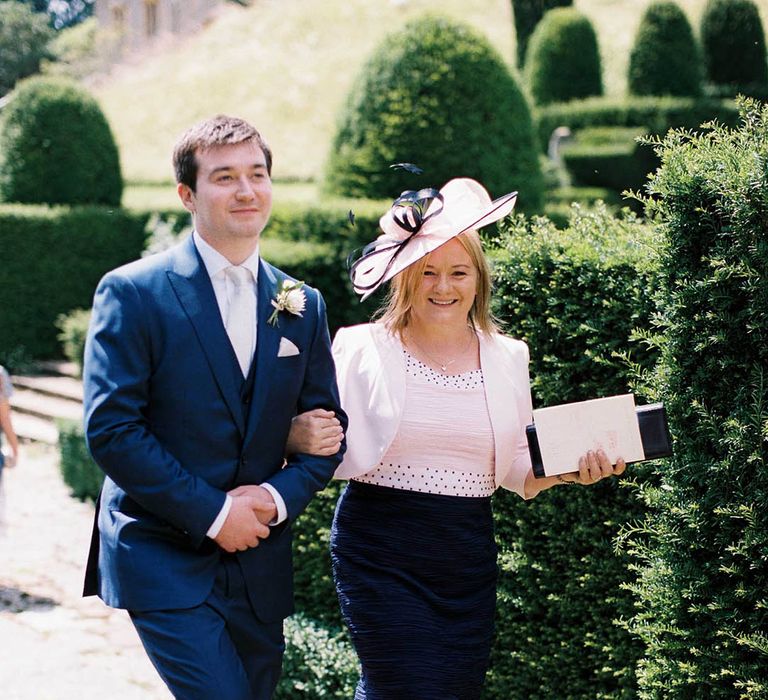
[{"left": 225, "top": 266, "right": 255, "bottom": 377}]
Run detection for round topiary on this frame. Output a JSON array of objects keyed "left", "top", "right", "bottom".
[
  {"left": 701, "top": 0, "right": 768, "bottom": 91},
  {"left": 628, "top": 1, "right": 703, "bottom": 97},
  {"left": 0, "top": 76, "right": 122, "bottom": 206},
  {"left": 512, "top": 0, "right": 573, "bottom": 68},
  {"left": 323, "top": 15, "right": 544, "bottom": 212},
  {"left": 525, "top": 7, "right": 603, "bottom": 106}
]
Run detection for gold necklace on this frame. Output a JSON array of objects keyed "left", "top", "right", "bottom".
[{"left": 406, "top": 328, "right": 476, "bottom": 373}]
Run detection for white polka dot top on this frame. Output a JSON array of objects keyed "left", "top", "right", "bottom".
[{"left": 353, "top": 350, "right": 496, "bottom": 497}]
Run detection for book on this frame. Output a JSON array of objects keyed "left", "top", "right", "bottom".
[{"left": 526, "top": 394, "right": 672, "bottom": 478}]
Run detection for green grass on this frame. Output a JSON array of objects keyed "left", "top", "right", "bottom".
[{"left": 90, "top": 0, "right": 768, "bottom": 185}]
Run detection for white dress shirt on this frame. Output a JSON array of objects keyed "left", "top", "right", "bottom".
[{"left": 193, "top": 232, "right": 288, "bottom": 537}]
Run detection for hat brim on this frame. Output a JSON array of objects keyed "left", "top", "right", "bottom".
[{"left": 352, "top": 182, "right": 517, "bottom": 300}]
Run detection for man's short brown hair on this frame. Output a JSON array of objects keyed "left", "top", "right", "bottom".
[{"left": 173, "top": 115, "right": 273, "bottom": 190}]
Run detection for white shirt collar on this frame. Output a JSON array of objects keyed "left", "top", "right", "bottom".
[{"left": 192, "top": 230, "right": 260, "bottom": 281}]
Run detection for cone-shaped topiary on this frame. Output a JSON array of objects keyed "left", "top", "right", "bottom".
[
  {"left": 701, "top": 0, "right": 768, "bottom": 92},
  {"left": 323, "top": 15, "right": 543, "bottom": 212},
  {"left": 525, "top": 7, "right": 603, "bottom": 106},
  {"left": 628, "top": 2, "right": 703, "bottom": 97},
  {"left": 511, "top": 0, "right": 573, "bottom": 68},
  {"left": 0, "top": 76, "right": 122, "bottom": 206}
]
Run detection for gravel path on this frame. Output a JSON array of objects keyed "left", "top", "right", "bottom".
[{"left": 0, "top": 444, "right": 171, "bottom": 699}]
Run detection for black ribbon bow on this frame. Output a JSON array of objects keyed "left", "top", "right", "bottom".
[{"left": 348, "top": 188, "right": 444, "bottom": 294}]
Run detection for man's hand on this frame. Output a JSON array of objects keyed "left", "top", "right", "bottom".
[
  {"left": 228, "top": 484, "right": 278, "bottom": 525},
  {"left": 286, "top": 409, "right": 343, "bottom": 456},
  {"left": 213, "top": 493, "right": 272, "bottom": 553}
]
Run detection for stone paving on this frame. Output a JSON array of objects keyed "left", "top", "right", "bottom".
[{"left": 0, "top": 443, "right": 171, "bottom": 699}]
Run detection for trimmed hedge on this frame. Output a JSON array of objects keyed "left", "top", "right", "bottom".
[
  {"left": 701, "top": 0, "right": 768, "bottom": 94},
  {"left": 628, "top": 2, "right": 702, "bottom": 97},
  {"left": 0, "top": 76, "right": 123, "bottom": 206},
  {"left": 485, "top": 203, "right": 661, "bottom": 698},
  {"left": 624, "top": 99, "right": 768, "bottom": 697},
  {"left": 0, "top": 205, "right": 148, "bottom": 361},
  {"left": 323, "top": 14, "right": 544, "bottom": 212},
  {"left": 525, "top": 8, "right": 602, "bottom": 106},
  {"left": 534, "top": 95, "right": 740, "bottom": 153},
  {"left": 560, "top": 126, "right": 658, "bottom": 193}
]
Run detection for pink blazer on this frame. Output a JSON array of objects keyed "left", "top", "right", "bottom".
[{"left": 331, "top": 323, "right": 534, "bottom": 499}]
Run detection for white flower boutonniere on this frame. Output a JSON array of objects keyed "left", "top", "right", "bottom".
[{"left": 268, "top": 279, "right": 306, "bottom": 327}]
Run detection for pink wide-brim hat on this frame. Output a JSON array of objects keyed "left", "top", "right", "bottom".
[{"left": 350, "top": 178, "right": 517, "bottom": 300}]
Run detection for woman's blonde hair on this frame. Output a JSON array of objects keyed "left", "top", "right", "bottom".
[{"left": 375, "top": 230, "right": 500, "bottom": 337}]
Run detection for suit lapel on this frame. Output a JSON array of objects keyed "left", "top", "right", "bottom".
[
  {"left": 243, "top": 259, "right": 281, "bottom": 445},
  {"left": 479, "top": 333, "right": 520, "bottom": 487},
  {"left": 166, "top": 236, "right": 246, "bottom": 436}
]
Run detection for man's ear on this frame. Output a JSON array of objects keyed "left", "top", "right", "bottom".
[{"left": 177, "top": 182, "right": 196, "bottom": 213}]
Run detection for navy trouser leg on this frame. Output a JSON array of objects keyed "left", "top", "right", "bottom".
[{"left": 130, "top": 556, "right": 284, "bottom": 700}]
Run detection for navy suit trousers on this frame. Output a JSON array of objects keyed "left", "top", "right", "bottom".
[{"left": 130, "top": 554, "right": 284, "bottom": 700}]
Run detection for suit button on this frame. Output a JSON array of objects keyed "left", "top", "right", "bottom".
[{"left": 242, "top": 394, "right": 251, "bottom": 404}]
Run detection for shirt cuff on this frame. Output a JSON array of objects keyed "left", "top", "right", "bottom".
[
  {"left": 260, "top": 482, "right": 287, "bottom": 525},
  {"left": 206, "top": 494, "right": 232, "bottom": 539}
]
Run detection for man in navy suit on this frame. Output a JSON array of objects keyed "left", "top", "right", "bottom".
[{"left": 83, "top": 115, "right": 346, "bottom": 699}]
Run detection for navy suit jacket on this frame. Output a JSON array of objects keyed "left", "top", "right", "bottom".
[{"left": 82, "top": 235, "right": 345, "bottom": 621}]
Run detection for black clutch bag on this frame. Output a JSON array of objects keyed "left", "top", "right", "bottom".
[{"left": 527, "top": 402, "right": 672, "bottom": 479}]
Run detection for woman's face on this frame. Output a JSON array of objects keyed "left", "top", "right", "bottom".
[{"left": 409, "top": 238, "right": 478, "bottom": 329}]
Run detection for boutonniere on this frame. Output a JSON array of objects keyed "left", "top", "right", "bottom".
[{"left": 268, "top": 279, "right": 306, "bottom": 327}]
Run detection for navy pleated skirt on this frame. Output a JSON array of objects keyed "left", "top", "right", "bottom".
[{"left": 330, "top": 480, "right": 498, "bottom": 700}]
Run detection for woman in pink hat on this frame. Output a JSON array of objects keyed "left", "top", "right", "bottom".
[{"left": 325, "top": 178, "right": 626, "bottom": 699}]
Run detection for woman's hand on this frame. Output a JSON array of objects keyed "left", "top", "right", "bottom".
[
  {"left": 560, "top": 449, "right": 626, "bottom": 485},
  {"left": 286, "top": 408, "right": 344, "bottom": 457}
]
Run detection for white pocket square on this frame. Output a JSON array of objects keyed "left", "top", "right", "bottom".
[{"left": 277, "top": 337, "right": 300, "bottom": 358}]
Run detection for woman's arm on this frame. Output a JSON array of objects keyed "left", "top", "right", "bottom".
[
  {"left": 523, "top": 449, "right": 626, "bottom": 499},
  {"left": 0, "top": 399, "right": 19, "bottom": 467}
]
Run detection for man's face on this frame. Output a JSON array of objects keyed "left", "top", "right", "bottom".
[{"left": 177, "top": 141, "right": 273, "bottom": 249}]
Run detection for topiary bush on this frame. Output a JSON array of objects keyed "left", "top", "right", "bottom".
[
  {"left": 525, "top": 7, "right": 602, "bottom": 106},
  {"left": 56, "top": 308, "right": 91, "bottom": 377},
  {"left": 700, "top": 0, "right": 768, "bottom": 94},
  {"left": 485, "top": 203, "right": 661, "bottom": 698},
  {"left": 628, "top": 2, "right": 703, "bottom": 97},
  {"left": 622, "top": 99, "right": 768, "bottom": 698},
  {"left": 58, "top": 418, "right": 103, "bottom": 502},
  {"left": 0, "top": 76, "right": 122, "bottom": 206},
  {"left": 511, "top": 0, "right": 572, "bottom": 68},
  {"left": 323, "top": 14, "right": 544, "bottom": 212}
]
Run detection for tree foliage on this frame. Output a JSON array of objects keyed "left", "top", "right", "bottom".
[
  {"left": 323, "top": 14, "right": 543, "bottom": 212},
  {"left": 0, "top": 1, "right": 54, "bottom": 96},
  {"left": 628, "top": 2, "right": 703, "bottom": 97},
  {"left": 525, "top": 7, "right": 602, "bottom": 106}
]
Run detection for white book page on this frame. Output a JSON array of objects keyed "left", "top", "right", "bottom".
[{"left": 533, "top": 394, "right": 645, "bottom": 476}]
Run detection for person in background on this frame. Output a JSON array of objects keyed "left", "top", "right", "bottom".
[
  {"left": 328, "top": 178, "right": 626, "bottom": 699},
  {"left": 0, "top": 365, "right": 20, "bottom": 527}
]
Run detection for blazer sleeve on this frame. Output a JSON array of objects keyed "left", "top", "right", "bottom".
[
  {"left": 497, "top": 337, "right": 535, "bottom": 498},
  {"left": 83, "top": 272, "right": 226, "bottom": 545},
  {"left": 263, "top": 289, "right": 347, "bottom": 521}
]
